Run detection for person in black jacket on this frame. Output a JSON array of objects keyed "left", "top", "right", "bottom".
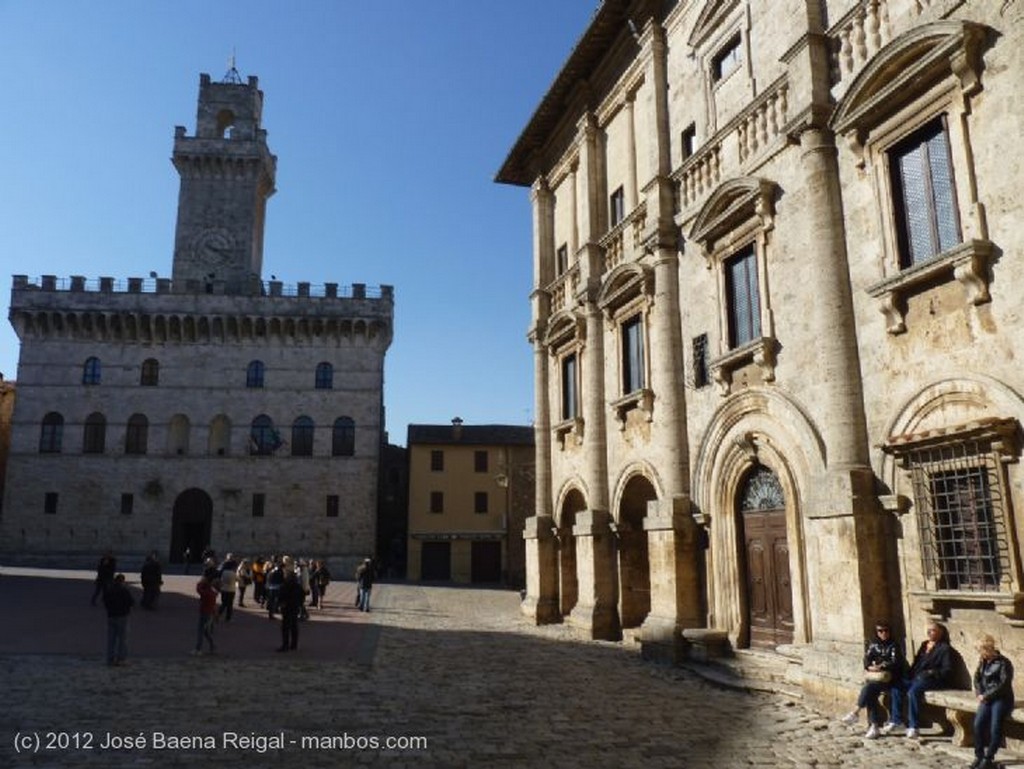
[
  {"left": 140, "top": 551, "right": 163, "bottom": 609},
  {"left": 885, "top": 621, "right": 954, "bottom": 738},
  {"left": 277, "top": 569, "right": 304, "bottom": 652},
  {"left": 971, "top": 634, "right": 1014, "bottom": 769},
  {"left": 102, "top": 573, "right": 134, "bottom": 666},
  {"left": 840, "top": 621, "right": 906, "bottom": 738}
]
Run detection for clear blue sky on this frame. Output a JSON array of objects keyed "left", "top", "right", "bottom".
[{"left": 0, "top": 1, "right": 597, "bottom": 445}]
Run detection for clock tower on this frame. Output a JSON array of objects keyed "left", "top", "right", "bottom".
[{"left": 171, "top": 69, "right": 277, "bottom": 294}]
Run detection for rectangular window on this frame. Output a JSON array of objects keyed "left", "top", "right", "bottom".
[
  {"left": 889, "top": 117, "right": 962, "bottom": 268},
  {"left": 252, "top": 493, "right": 265, "bottom": 518},
  {"left": 898, "top": 431, "right": 1015, "bottom": 593},
  {"left": 621, "top": 315, "right": 645, "bottom": 394},
  {"left": 725, "top": 246, "right": 761, "bottom": 348},
  {"left": 430, "top": 491, "right": 444, "bottom": 514},
  {"left": 430, "top": 450, "right": 444, "bottom": 472},
  {"left": 474, "top": 491, "right": 489, "bottom": 514},
  {"left": 556, "top": 244, "right": 569, "bottom": 276},
  {"left": 474, "top": 450, "right": 488, "bottom": 473},
  {"left": 610, "top": 186, "right": 626, "bottom": 227},
  {"left": 712, "top": 33, "right": 743, "bottom": 82},
  {"left": 120, "top": 493, "right": 134, "bottom": 516},
  {"left": 693, "top": 333, "right": 710, "bottom": 389},
  {"left": 681, "top": 123, "right": 697, "bottom": 160},
  {"left": 44, "top": 492, "right": 58, "bottom": 515},
  {"left": 561, "top": 352, "right": 578, "bottom": 420},
  {"left": 326, "top": 494, "right": 339, "bottom": 518}
]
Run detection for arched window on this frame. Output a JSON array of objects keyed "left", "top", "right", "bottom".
[
  {"left": 83, "top": 412, "right": 106, "bottom": 454},
  {"left": 140, "top": 358, "right": 159, "bottom": 386},
  {"left": 250, "top": 415, "right": 282, "bottom": 456},
  {"left": 82, "top": 357, "right": 101, "bottom": 385},
  {"left": 332, "top": 416, "right": 355, "bottom": 457},
  {"left": 125, "top": 414, "right": 149, "bottom": 455},
  {"left": 291, "top": 416, "right": 315, "bottom": 456},
  {"left": 39, "top": 412, "right": 64, "bottom": 453},
  {"left": 246, "top": 360, "right": 265, "bottom": 388},
  {"left": 208, "top": 414, "right": 232, "bottom": 456},
  {"left": 315, "top": 362, "right": 333, "bottom": 390},
  {"left": 168, "top": 414, "right": 190, "bottom": 456}
]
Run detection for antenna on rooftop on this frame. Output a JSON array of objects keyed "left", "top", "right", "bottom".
[{"left": 222, "top": 49, "right": 243, "bottom": 84}]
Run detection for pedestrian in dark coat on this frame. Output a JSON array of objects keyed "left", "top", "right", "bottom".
[
  {"left": 971, "top": 634, "right": 1015, "bottom": 769},
  {"left": 91, "top": 551, "right": 117, "bottom": 605},
  {"left": 140, "top": 551, "right": 163, "bottom": 609},
  {"left": 102, "top": 573, "right": 134, "bottom": 665},
  {"left": 277, "top": 570, "right": 304, "bottom": 652}
]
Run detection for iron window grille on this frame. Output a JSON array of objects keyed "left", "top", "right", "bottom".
[{"left": 886, "top": 419, "right": 1020, "bottom": 594}]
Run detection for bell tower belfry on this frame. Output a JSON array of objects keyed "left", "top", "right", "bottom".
[{"left": 171, "top": 69, "right": 277, "bottom": 294}]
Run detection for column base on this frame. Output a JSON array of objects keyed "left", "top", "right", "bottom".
[
  {"left": 639, "top": 614, "right": 685, "bottom": 664},
  {"left": 568, "top": 601, "right": 621, "bottom": 641},
  {"left": 521, "top": 594, "right": 561, "bottom": 625}
]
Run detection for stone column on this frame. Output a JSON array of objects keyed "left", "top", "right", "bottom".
[
  {"left": 625, "top": 96, "right": 638, "bottom": 211},
  {"left": 521, "top": 515, "right": 560, "bottom": 623},
  {"left": 798, "top": 127, "right": 879, "bottom": 645},
  {"left": 568, "top": 510, "right": 621, "bottom": 640}
]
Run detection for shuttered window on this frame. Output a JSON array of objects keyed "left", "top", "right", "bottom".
[
  {"left": 561, "top": 353, "right": 578, "bottom": 420},
  {"left": 890, "top": 118, "right": 961, "bottom": 268},
  {"left": 621, "top": 315, "right": 645, "bottom": 394},
  {"left": 725, "top": 246, "right": 760, "bottom": 348}
]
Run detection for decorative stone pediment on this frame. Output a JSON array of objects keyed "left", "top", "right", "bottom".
[
  {"left": 830, "top": 21, "right": 989, "bottom": 150},
  {"left": 596, "top": 263, "right": 653, "bottom": 316},
  {"left": 688, "top": 0, "right": 741, "bottom": 48},
  {"left": 543, "top": 309, "right": 585, "bottom": 350},
  {"left": 688, "top": 177, "right": 777, "bottom": 265}
]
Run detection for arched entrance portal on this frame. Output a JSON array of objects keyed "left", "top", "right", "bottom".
[
  {"left": 170, "top": 488, "right": 213, "bottom": 564},
  {"left": 558, "top": 489, "right": 586, "bottom": 617},
  {"left": 738, "top": 466, "right": 794, "bottom": 648},
  {"left": 618, "top": 475, "right": 655, "bottom": 630}
]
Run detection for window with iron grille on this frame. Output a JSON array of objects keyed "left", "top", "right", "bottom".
[
  {"left": 430, "top": 450, "right": 444, "bottom": 472},
  {"left": 692, "top": 333, "right": 709, "bottom": 389},
  {"left": 474, "top": 450, "right": 488, "bottom": 473},
  {"left": 430, "top": 491, "right": 444, "bottom": 514},
  {"left": 889, "top": 117, "right": 961, "bottom": 268},
  {"left": 725, "top": 245, "right": 760, "bottom": 348},
  {"left": 475, "top": 491, "right": 489, "bottom": 514},
  {"left": 891, "top": 424, "right": 1019, "bottom": 593}
]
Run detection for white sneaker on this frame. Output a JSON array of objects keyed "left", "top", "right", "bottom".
[
  {"left": 905, "top": 728, "right": 919, "bottom": 739},
  {"left": 840, "top": 710, "right": 859, "bottom": 725},
  {"left": 880, "top": 722, "right": 898, "bottom": 735},
  {"left": 865, "top": 725, "right": 880, "bottom": 739}
]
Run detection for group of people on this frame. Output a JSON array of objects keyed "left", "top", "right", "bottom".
[
  {"left": 842, "top": 621, "right": 1014, "bottom": 768},
  {"left": 94, "top": 549, "right": 372, "bottom": 664}
]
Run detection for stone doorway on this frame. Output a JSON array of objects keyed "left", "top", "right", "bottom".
[
  {"left": 618, "top": 475, "right": 655, "bottom": 630},
  {"left": 738, "top": 466, "right": 794, "bottom": 648},
  {"left": 169, "top": 488, "right": 213, "bottom": 564}
]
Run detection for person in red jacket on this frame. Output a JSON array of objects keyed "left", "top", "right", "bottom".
[{"left": 193, "top": 575, "right": 218, "bottom": 655}]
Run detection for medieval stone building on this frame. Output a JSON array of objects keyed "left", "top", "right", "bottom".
[
  {"left": 497, "top": 0, "right": 1024, "bottom": 710},
  {"left": 2, "top": 71, "right": 393, "bottom": 572}
]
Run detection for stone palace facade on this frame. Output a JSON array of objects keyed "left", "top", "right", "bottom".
[
  {"left": 497, "top": 0, "right": 1024, "bottom": 709},
  {"left": 2, "top": 70, "right": 393, "bottom": 572}
]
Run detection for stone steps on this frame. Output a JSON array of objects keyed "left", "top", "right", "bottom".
[{"left": 683, "top": 647, "right": 804, "bottom": 700}]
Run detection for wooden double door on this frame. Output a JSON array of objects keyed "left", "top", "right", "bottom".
[{"left": 741, "top": 504, "right": 795, "bottom": 649}]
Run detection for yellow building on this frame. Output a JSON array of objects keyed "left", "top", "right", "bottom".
[{"left": 406, "top": 420, "right": 533, "bottom": 585}]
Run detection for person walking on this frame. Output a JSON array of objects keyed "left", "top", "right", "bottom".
[
  {"left": 193, "top": 575, "right": 218, "bottom": 655},
  {"left": 355, "top": 557, "right": 375, "bottom": 612},
  {"left": 251, "top": 557, "right": 266, "bottom": 606},
  {"left": 971, "top": 634, "right": 1015, "bottom": 769},
  {"left": 884, "top": 621, "right": 953, "bottom": 738},
  {"left": 839, "top": 621, "right": 905, "bottom": 738},
  {"left": 140, "top": 551, "right": 163, "bottom": 610},
  {"left": 217, "top": 553, "right": 239, "bottom": 621},
  {"left": 277, "top": 569, "right": 304, "bottom": 652},
  {"left": 91, "top": 550, "right": 117, "bottom": 606},
  {"left": 265, "top": 558, "right": 284, "bottom": 619},
  {"left": 236, "top": 559, "right": 252, "bottom": 607},
  {"left": 102, "top": 573, "right": 134, "bottom": 666}
]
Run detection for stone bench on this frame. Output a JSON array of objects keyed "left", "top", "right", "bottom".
[{"left": 923, "top": 689, "right": 1024, "bottom": 747}]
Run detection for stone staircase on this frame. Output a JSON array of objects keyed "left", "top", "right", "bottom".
[{"left": 682, "top": 645, "right": 805, "bottom": 700}]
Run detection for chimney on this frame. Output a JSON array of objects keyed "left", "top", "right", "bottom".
[{"left": 451, "top": 416, "right": 463, "bottom": 441}]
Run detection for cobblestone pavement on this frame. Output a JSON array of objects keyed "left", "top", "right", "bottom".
[{"left": 0, "top": 567, "right": 998, "bottom": 768}]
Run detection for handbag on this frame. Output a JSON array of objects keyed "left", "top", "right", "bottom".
[{"left": 864, "top": 670, "right": 891, "bottom": 683}]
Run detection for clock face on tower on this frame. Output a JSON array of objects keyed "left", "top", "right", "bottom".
[{"left": 191, "top": 228, "right": 235, "bottom": 270}]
